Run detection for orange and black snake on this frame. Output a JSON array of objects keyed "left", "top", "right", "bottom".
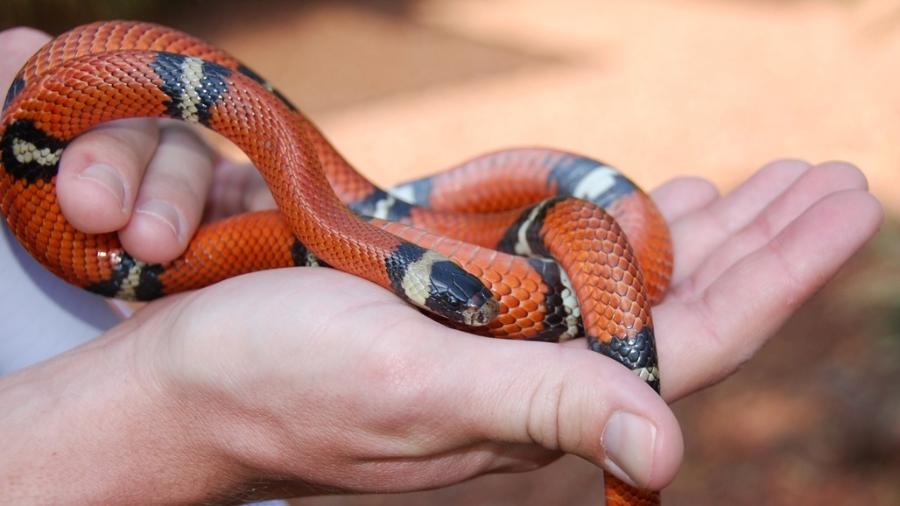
[{"left": 0, "top": 21, "right": 673, "bottom": 506}]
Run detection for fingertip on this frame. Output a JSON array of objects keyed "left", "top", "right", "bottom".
[
  {"left": 549, "top": 348, "right": 683, "bottom": 490},
  {"left": 829, "top": 189, "right": 884, "bottom": 241},
  {"left": 646, "top": 402, "right": 684, "bottom": 489},
  {"left": 596, "top": 376, "right": 683, "bottom": 490},
  {"left": 859, "top": 191, "right": 885, "bottom": 230},
  {"left": 676, "top": 188, "right": 887, "bottom": 397},
  {"left": 811, "top": 160, "right": 870, "bottom": 191},
  {"left": 797, "top": 190, "right": 884, "bottom": 248},
  {"left": 452, "top": 340, "right": 684, "bottom": 490},
  {"left": 119, "top": 199, "right": 187, "bottom": 264},
  {"left": 57, "top": 118, "right": 161, "bottom": 233},
  {"left": 651, "top": 176, "right": 720, "bottom": 222},
  {"left": 56, "top": 158, "right": 131, "bottom": 232}
]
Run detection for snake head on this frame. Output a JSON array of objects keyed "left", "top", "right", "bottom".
[
  {"left": 423, "top": 257, "right": 499, "bottom": 327},
  {"left": 416, "top": 253, "right": 500, "bottom": 327},
  {"left": 387, "top": 243, "right": 499, "bottom": 327}
]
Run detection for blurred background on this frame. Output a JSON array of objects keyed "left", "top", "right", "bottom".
[{"left": 3, "top": 0, "right": 899, "bottom": 504}]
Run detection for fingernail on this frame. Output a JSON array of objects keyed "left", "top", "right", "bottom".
[
  {"left": 601, "top": 411, "right": 657, "bottom": 488},
  {"left": 135, "top": 199, "right": 183, "bottom": 241},
  {"left": 79, "top": 163, "right": 126, "bottom": 210}
]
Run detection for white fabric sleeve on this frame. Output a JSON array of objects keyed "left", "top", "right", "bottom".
[
  {"left": 1, "top": 229, "right": 290, "bottom": 505},
  {"left": 0, "top": 226, "right": 121, "bottom": 375}
]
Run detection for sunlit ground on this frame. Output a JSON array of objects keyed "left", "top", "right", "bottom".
[{"left": 5, "top": 0, "right": 900, "bottom": 504}]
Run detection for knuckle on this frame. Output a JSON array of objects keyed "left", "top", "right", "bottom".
[
  {"left": 523, "top": 350, "right": 573, "bottom": 451},
  {"left": 363, "top": 344, "right": 433, "bottom": 412},
  {"left": 91, "top": 118, "right": 158, "bottom": 145},
  {"left": 526, "top": 374, "right": 565, "bottom": 450},
  {"left": 67, "top": 123, "right": 154, "bottom": 171}
]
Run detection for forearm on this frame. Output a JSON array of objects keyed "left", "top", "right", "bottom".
[{"left": 0, "top": 320, "right": 243, "bottom": 504}]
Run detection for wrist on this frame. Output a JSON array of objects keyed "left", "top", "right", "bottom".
[
  {"left": 0, "top": 306, "right": 246, "bottom": 503},
  {"left": 152, "top": 288, "right": 341, "bottom": 499}
]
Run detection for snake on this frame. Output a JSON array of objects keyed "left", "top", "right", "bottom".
[{"left": 0, "top": 21, "right": 673, "bottom": 506}]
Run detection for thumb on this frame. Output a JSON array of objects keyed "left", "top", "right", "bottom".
[
  {"left": 0, "top": 27, "right": 50, "bottom": 92},
  {"left": 439, "top": 334, "right": 684, "bottom": 491}
]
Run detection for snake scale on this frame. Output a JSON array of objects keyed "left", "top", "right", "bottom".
[{"left": 0, "top": 21, "right": 674, "bottom": 506}]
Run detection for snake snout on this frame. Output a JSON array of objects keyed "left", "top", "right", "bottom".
[
  {"left": 424, "top": 260, "right": 499, "bottom": 327},
  {"left": 460, "top": 287, "right": 499, "bottom": 327}
]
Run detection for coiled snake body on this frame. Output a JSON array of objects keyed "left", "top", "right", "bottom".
[{"left": 0, "top": 21, "right": 673, "bottom": 506}]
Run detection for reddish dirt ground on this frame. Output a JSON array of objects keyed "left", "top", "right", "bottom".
[{"left": 6, "top": 0, "right": 900, "bottom": 504}]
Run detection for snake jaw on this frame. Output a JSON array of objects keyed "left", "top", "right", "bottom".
[
  {"left": 426, "top": 263, "right": 498, "bottom": 327},
  {"left": 460, "top": 291, "right": 499, "bottom": 327}
]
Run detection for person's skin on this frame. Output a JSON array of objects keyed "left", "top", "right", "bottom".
[{"left": 0, "top": 27, "right": 885, "bottom": 504}]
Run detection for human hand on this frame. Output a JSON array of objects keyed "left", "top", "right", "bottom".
[
  {"left": 122, "top": 159, "right": 877, "bottom": 502},
  {"left": 646, "top": 160, "right": 882, "bottom": 401},
  {"left": 0, "top": 24, "right": 883, "bottom": 505},
  {"left": 1, "top": 25, "right": 682, "bottom": 500},
  {"left": 38, "top": 156, "right": 871, "bottom": 504},
  {"left": 1, "top": 158, "right": 879, "bottom": 504},
  {"left": 0, "top": 27, "right": 275, "bottom": 265}
]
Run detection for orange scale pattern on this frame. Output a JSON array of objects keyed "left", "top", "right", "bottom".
[
  {"left": 0, "top": 21, "right": 674, "bottom": 506},
  {"left": 538, "top": 198, "right": 651, "bottom": 345}
]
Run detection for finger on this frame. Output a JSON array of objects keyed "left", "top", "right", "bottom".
[
  {"left": 205, "top": 160, "right": 251, "bottom": 222},
  {"left": 0, "top": 27, "right": 49, "bottom": 92},
  {"left": 649, "top": 176, "right": 720, "bottom": 223},
  {"left": 242, "top": 167, "right": 275, "bottom": 211},
  {"left": 673, "top": 161, "right": 869, "bottom": 299},
  {"left": 655, "top": 190, "right": 883, "bottom": 401},
  {"left": 428, "top": 334, "right": 684, "bottom": 490},
  {"left": 118, "top": 123, "right": 215, "bottom": 263},
  {"left": 205, "top": 159, "right": 274, "bottom": 222},
  {"left": 667, "top": 159, "right": 811, "bottom": 284},
  {"left": 56, "top": 118, "right": 161, "bottom": 233}
]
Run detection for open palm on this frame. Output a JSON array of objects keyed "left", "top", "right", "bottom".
[{"left": 638, "top": 160, "right": 881, "bottom": 402}]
